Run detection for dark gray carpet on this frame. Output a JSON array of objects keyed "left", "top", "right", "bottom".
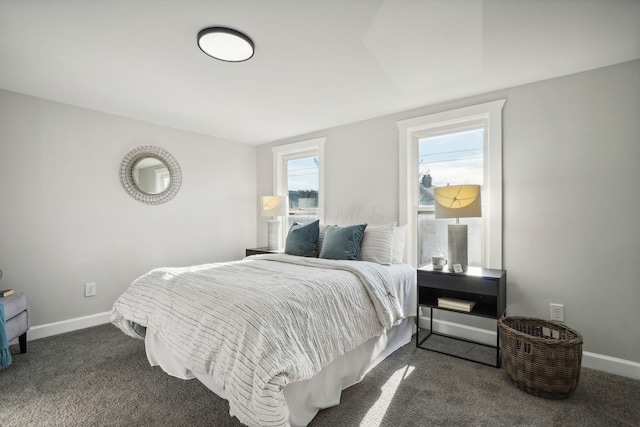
[{"left": 1, "top": 324, "right": 638, "bottom": 426}]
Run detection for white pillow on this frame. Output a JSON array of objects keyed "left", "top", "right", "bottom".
[
  {"left": 392, "top": 224, "right": 408, "bottom": 264},
  {"left": 359, "top": 223, "right": 396, "bottom": 265}
]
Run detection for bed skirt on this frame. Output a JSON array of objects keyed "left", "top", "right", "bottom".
[{"left": 144, "top": 316, "right": 414, "bottom": 426}]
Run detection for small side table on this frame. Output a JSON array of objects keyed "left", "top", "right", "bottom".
[
  {"left": 417, "top": 265, "right": 506, "bottom": 367},
  {"left": 245, "top": 247, "right": 283, "bottom": 257},
  {"left": 0, "top": 292, "right": 30, "bottom": 354}
]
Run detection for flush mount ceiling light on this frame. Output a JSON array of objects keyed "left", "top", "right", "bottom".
[{"left": 197, "top": 27, "right": 254, "bottom": 62}]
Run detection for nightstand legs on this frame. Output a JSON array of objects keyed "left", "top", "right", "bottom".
[{"left": 416, "top": 307, "right": 502, "bottom": 368}]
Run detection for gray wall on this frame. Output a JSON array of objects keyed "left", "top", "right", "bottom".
[
  {"left": 0, "top": 90, "right": 257, "bottom": 326},
  {"left": 257, "top": 60, "right": 640, "bottom": 363}
]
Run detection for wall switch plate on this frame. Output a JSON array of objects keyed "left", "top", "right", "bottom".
[
  {"left": 550, "top": 303, "right": 564, "bottom": 322},
  {"left": 85, "top": 282, "right": 96, "bottom": 297}
]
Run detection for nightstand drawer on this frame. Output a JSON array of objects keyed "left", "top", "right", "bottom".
[
  {"left": 418, "top": 270, "right": 498, "bottom": 296},
  {"left": 245, "top": 247, "right": 283, "bottom": 257}
]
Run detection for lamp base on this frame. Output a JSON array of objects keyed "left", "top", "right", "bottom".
[
  {"left": 267, "top": 219, "right": 281, "bottom": 251},
  {"left": 448, "top": 223, "right": 468, "bottom": 272}
]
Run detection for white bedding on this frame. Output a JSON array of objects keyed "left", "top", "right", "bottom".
[{"left": 111, "top": 254, "right": 415, "bottom": 427}]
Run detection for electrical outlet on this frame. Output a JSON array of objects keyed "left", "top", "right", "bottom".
[
  {"left": 85, "top": 282, "right": 96, "bottom": 297},
  {"left": 550, "top": 303, "right": 564, "bottom": 322}
]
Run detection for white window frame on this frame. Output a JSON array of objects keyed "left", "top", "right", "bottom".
[
  {"left": 397, "top": 100, "right": 505, "bottom": 268},
  {"left": 272, "top": 137, "right": 326, "bottom": 230}
]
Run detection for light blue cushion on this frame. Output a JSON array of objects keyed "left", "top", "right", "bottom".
[
  {"left": 319, "top": 224, "right": 367, "bottom": 260},
  {"left": 285, "top": 220, "right": 320, "bottom": 257}
]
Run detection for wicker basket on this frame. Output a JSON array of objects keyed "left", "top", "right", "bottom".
[{"left": 498, "top": 316, "right": 583, "bottom": 399}]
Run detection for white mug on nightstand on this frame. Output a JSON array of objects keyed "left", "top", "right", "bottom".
[{"left": 432, "top": 255, "right": 447, "bottom": 270}]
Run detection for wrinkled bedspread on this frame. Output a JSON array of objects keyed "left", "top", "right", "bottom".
[{"left": 111, "top": 254, "right": 409, "bottom": 427}]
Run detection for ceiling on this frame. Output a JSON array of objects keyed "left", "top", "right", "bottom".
[{"left": 1, "top": 0, "right": 639, "bottom": 146}]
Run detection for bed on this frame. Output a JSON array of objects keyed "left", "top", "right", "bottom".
[{"left": 111, "top": 224, "right": 416, "bottom": 427}]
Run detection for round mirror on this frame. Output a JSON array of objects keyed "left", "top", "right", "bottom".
[
  {"left": 133, "top": 157, "right": 170, "bottom": 195},
  {"left": 120, "top": 146, "right": 182, "bottom": 204}
]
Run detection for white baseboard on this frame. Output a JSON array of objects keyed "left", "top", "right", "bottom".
[
  {"left": 418, "top": 315, "right": 640, "bottom": 380},
  {"left": 15, "top": 312, "right": 640, "bottom": 381},
  {"left": 24, "top": 311, "right": 111, "bottom": 341},
  {"left": 581, "top": 351, "right": 640, "bottom": 380}
]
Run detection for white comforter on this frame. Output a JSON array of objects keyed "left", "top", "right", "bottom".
[{"left": 111, "top": 254, "right": 409, "bottom": 427}]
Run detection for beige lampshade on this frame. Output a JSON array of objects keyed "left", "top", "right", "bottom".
[
  {"left": 434, "top": 185, "right": 482, "bottom": 219},
  {"left": 260, "top": 195, "right": 287, "bottom": 217}
]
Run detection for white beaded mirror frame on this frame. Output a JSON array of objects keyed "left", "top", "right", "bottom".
[{"left": 119, "top": 146, "right": 182, "bottom": 205}]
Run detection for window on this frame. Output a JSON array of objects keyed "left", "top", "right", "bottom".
[
  {"left": 417, "top": 127, "right": 484, "bottom": 267},
  {"left": 155, "top": 168, "right": 171, "bottom": 194},
  {"left": 273, "top": 137, "right": 325, "bottom": 232},
  {"left": 285, "top": 155, "right": 319, "bottom": 228},
  {"left": 398, "top": 100, "right": 505, "bottom": 268}
]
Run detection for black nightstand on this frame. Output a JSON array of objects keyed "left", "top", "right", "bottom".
[
  {"left": 417, "top": 265, "right": 506, "bottom": 367},
  {"left": 245, "top": 247, "right": 283, "bottom": 257}
]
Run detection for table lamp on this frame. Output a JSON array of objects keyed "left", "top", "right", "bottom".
[
  {"left": 434, "top": 184, "right": 482, "bottom": 272},
  {"left": 260, "top": 196, "right": 287, "bottom": 250}
]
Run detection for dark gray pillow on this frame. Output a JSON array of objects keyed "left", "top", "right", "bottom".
[
  {"left": 319, "top": 224, "right": 367, "bottom": 260},
  {"left": 285, "top": 220, "right": 320, "bottom": 257}
]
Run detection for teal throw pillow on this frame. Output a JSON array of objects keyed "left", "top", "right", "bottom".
[
  {"left": 285, "top": 220, "right": 320, "bottom": 257},
  {"left": 319, "top": 224, "right": 368, "bottom": 260}
]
